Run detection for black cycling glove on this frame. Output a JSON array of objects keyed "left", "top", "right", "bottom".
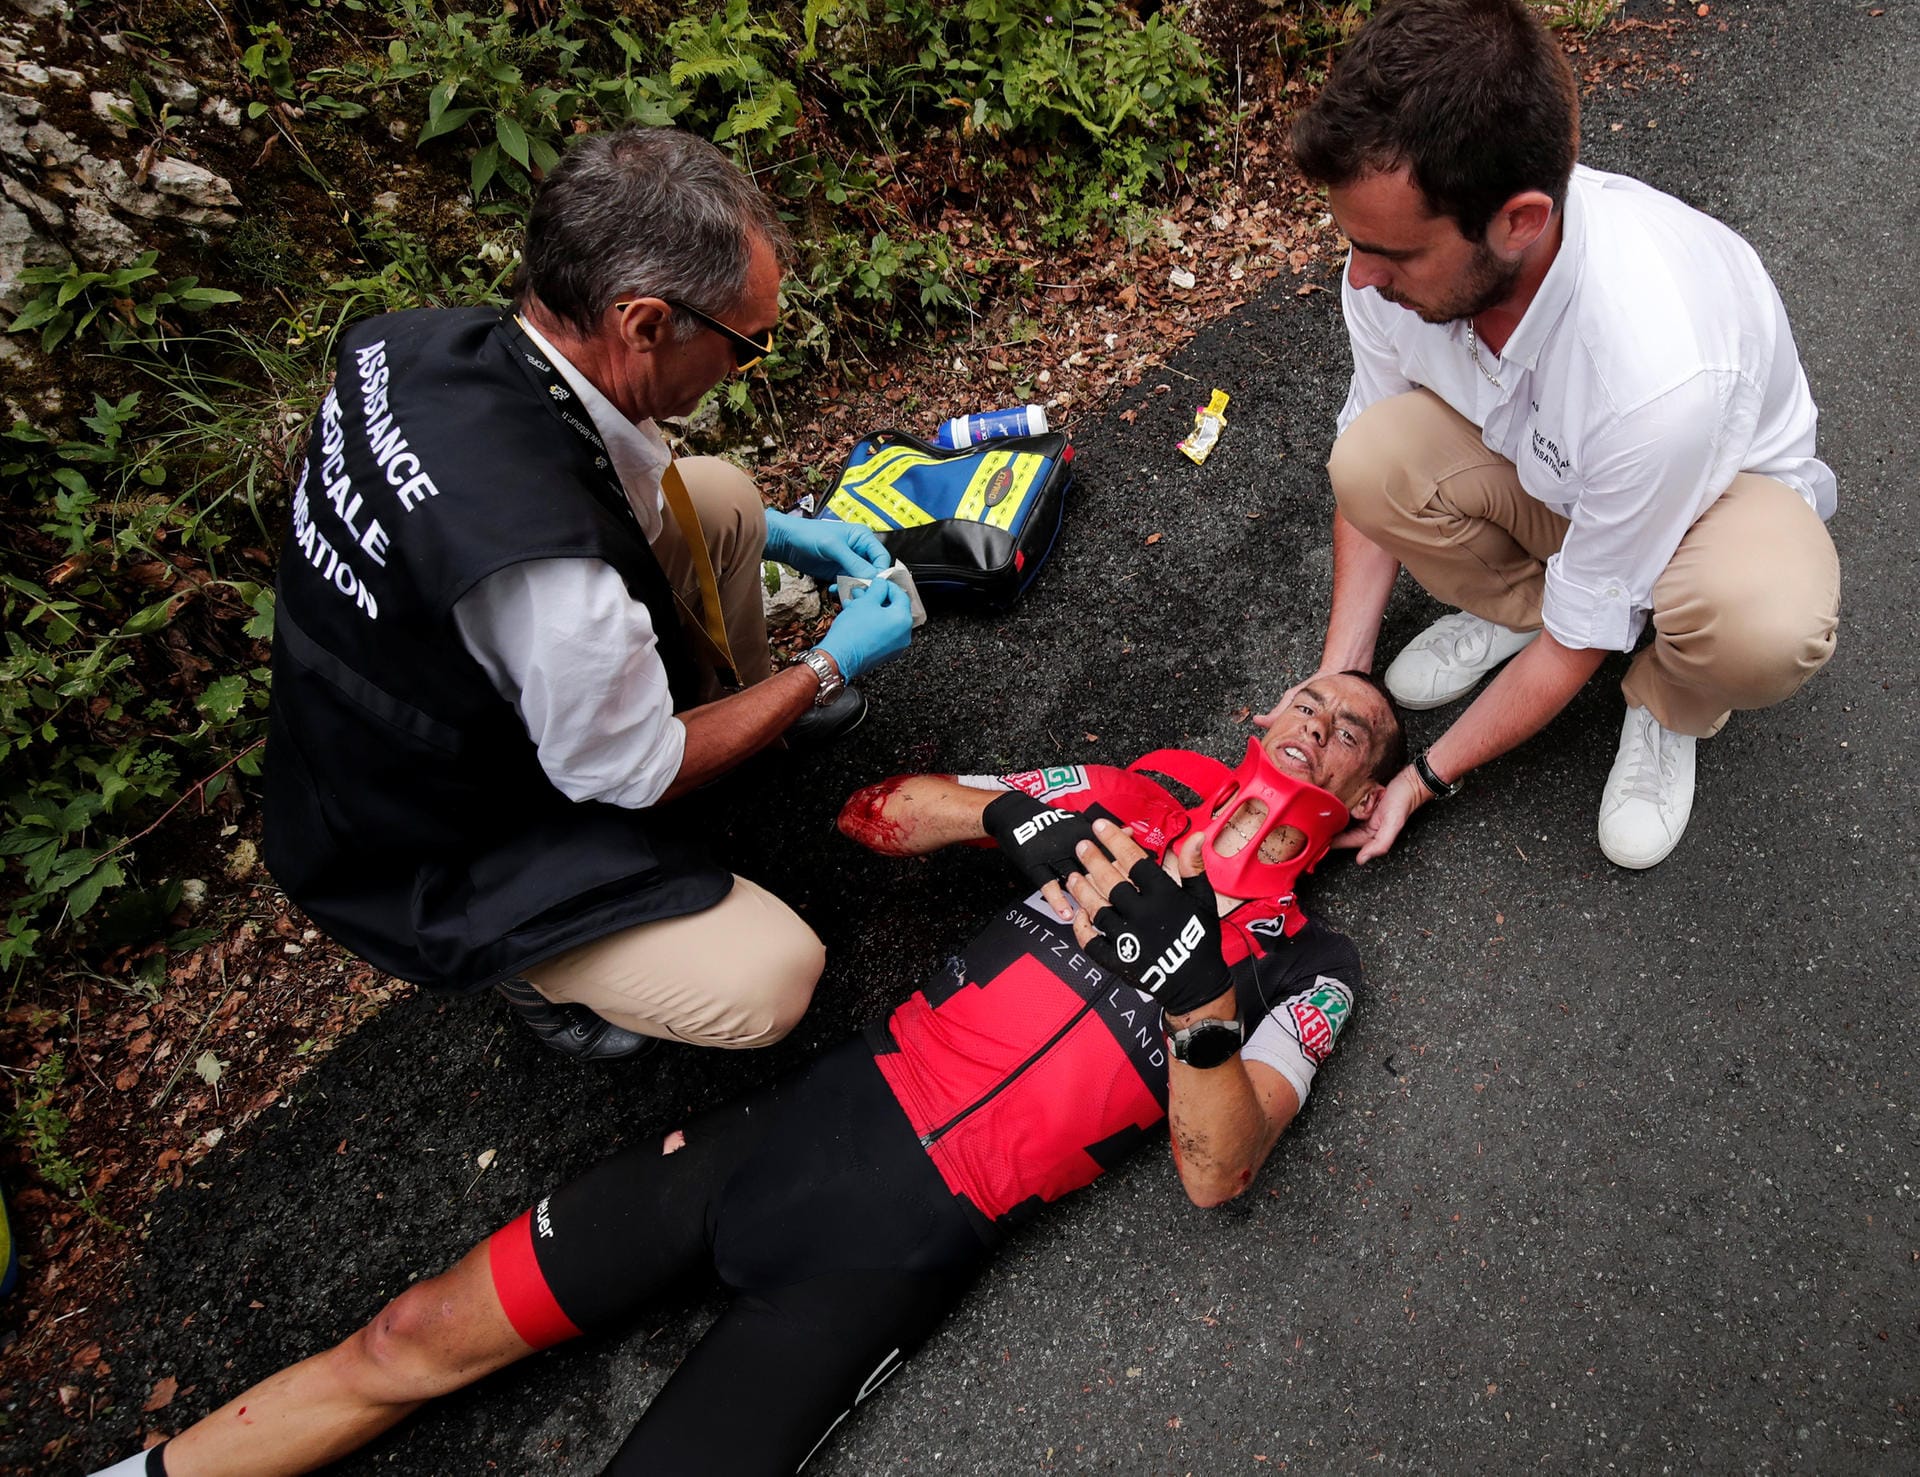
[
  {"left": 982, "top": 791, "right": 1118, "bottom": 894},
  {"left": 1082, "top": 856, "right": 1231, "bottom": 1017}
]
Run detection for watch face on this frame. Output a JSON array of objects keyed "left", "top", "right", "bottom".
[{"left": 1176, "top": 1020, "right": 1243, "bottom": 1070}]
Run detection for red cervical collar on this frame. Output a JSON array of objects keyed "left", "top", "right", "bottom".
[
  {"left": 1130, "top": 738, "right": 1349, "bottom": 902},
  {"left": 1193, "top": 736, "right": 1350, "bottom": 899}
]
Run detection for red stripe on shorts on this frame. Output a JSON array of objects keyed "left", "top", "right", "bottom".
[{"left": 487, "top": 1209, "right": 582, "bottom": 1350}]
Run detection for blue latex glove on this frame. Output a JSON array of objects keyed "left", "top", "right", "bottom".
[
  {"left": 817, "top": 578, "right": 913, "bottom": 681},
  {"left": 764, "top": 509, "right": 889, "bottom": 582}
]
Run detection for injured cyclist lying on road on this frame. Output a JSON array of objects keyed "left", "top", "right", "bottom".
[{"left": 89, "top": 672, "right": 1403, "bottom": 1477}]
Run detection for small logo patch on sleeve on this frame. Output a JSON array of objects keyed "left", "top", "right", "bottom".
[{"left": 1287, "top": 977, "right": 1354, "bottom": 1066}]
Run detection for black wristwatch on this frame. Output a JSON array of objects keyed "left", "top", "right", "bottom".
[
  {"left": 1413, "top": 750, "right": 1459, "bottom": 800},
  {"left": 1166, "top": 1014, "right": 1245, "bottom": 1070}
]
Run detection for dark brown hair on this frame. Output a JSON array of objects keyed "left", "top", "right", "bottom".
[{"left": 1291, "top": 0, "right": 1579, "bottom": 240}]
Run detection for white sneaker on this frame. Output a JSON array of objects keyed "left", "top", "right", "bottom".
[
  {"left": 1597, "top": 705, "right": 1697, "bottom": 869},
  {"left": 1383, "top": 613, "right": 1540, "bottom": 710}
]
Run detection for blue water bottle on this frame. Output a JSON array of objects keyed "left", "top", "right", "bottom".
[{"left": 934, "top": 404, "right": 1050, "bottom": 449}]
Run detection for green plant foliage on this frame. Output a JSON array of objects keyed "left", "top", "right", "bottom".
[
  {"left": 240, "top": 19, "right": 368, "bottom": 118},
  {"left": 1, "top": 355, "right": 315, "bottom": 966},
  {"left": 321, "top": 0, "right": 1216, "bottom": 371},
  {"left": 5, "top": 252, "right": 241, "bottom": 353},
  {"left": 324, "top": 219, "right": 519, "bottom": 320},
  {"left": 351, "top": 1, "right": 603, "bottom": 200},
  {"left": 4, "top": 1049, "right": 116, "bottom": 1223}
]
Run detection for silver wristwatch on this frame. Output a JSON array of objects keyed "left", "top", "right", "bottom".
[{"left": 797, "top": 647, "right": 845, "bottom": 707}]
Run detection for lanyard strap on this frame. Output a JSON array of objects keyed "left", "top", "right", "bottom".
[
  {"left": 499, "top": 314, "right": 737, "bottom": 686},
  {"left": 658, "top": 458, "right": 739, "bottom": 684}
]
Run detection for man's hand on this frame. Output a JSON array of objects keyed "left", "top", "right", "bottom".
[
  {"left": 764, "top": 509, "right": 889, "bottom": 582},
  {"left": 1063, "top": 819, "right": 1231, "bottom": 1017},
  {"left": 982, "top": 792, "right": 1119, "bottom": 920},
  {"left": 1331, "top": 765, "right": 1429, "bottom": 863},
  {"left": 816, "top": 578, "right": 913, "bottom": 681}
]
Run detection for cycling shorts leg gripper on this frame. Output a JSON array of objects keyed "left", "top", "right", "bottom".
[
  {"left": 487, "top": 1210, "right": 583, "bottom": 1351},
  {"left": 489, "top": 1059, "right": 843, "bottom": 1346}
]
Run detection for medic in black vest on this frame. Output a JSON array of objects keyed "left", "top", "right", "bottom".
[
  {"left": 260, "top": 130, "right": 915, "bottom": 1059},
  {"left": 264, "top": 309, "right": 731, "bottom": 993}
]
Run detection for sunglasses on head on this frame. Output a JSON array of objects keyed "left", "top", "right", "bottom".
[{"left": 615, "top": 296, "right": 773, "bottom": 371}]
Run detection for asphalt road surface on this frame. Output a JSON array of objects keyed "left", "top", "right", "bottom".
[{"left": 39, "top": 1, "right": 1919, "bottom": 1472}]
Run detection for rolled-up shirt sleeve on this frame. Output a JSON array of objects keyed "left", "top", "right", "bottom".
[
  {"left": 453, "top": 558, "right": 687, "bottom": 809},
  {"left": 1540, "top": 372, "right": 1734, "bottom": 652},
  {"left": 1335, "top": 266, "right": 1418, "bottom": 435}
]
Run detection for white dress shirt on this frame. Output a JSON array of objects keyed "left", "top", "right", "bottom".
[
  {"left": 1336, "top": 163, "right": 1835, "bottom": 652},
  {"left": 451, "top": 319, "right": 688, "bottom": 809}
]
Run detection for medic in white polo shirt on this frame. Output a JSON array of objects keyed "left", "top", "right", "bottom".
[{"left": 1267, "top": 0, "right": 1839, "bottom": 871}]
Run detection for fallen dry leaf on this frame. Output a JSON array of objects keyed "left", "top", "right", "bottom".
[
  {"left": 144, "top": 1375, "right": 179, "bottom": 1412},
  {"left": 1145, "top": 532, "right": 1163, "bottom": 546}
]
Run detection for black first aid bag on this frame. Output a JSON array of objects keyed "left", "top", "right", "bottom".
[{"left": 812, "top": 428, "right": 1075, "bottom": 611}]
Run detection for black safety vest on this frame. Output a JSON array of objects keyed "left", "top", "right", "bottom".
[{"left": 262, "top": 307, "right": 731, "bottom": 994}]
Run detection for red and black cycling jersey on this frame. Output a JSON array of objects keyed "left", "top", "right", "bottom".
[{"left": 869, "top": 761, "right": 1361, "bottom": 1238}]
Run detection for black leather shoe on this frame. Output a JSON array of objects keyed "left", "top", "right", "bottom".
[
  {"left": 787, "top": 685, "right": 868, "bottom": 750},
  {"left": 494, "top": 978, "right": 656, "bottom": 1062}
]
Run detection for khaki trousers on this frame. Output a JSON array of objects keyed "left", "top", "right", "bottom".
[
  {"left": 523, "top": 456, "right": 824, "bottom": 1048},
  {"left": 523, "top": 874, "right": 825, "bottom": 1048},
  {"left": 1329, "top": 390, "right": 1840, "bottom": 737}
]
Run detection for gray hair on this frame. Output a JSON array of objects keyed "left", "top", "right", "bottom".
[{"left": 515, "top": 126, "right": 789, "bottom": 338}]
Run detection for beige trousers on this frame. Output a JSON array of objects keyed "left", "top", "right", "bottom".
[
  {"left": 523, "top": 874, "right": 824, "bottom": 1048},
  {"left": 523, "top": 456, "right": 823, "bottom": 1048},
  {"left": 1329, "top": 390, "right": 1840, "bottom": 737}
]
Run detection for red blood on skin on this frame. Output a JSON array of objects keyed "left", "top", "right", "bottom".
[{"left": 836, "top": 775, "right": 916, "bottom": 855}]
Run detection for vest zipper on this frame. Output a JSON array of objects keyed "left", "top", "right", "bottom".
[{"left": 917, "top": 998, "right": 1097, "bottom": 1150}]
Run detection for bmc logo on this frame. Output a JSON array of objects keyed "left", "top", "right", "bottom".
[
  {"left": 1012, "top": 808, "right": 1071, "bottom": 846},
  {"left": 1140, "top": 915, "right": 1207, "bottom": 993}
]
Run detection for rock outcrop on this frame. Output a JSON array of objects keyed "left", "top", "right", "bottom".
[{"left": 1, "top": 2, "right": 243, "bottom": 317}]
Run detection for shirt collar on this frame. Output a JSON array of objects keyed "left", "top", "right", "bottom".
[
  {"left": 515, "top": 316, "right": 669, "bottom": 537},
  {"left": 1493, "top": 165, "right": 1589, "bottom": 373}
]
